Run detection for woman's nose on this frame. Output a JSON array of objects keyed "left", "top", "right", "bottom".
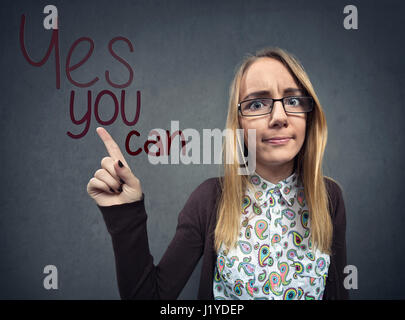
[{"left": 269, "top": 100, "right": 288, "bottom": 127}]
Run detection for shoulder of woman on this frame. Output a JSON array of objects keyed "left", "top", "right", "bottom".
[
  {"left": 323, "top": 176, "right": 346, "bottom": 221},
  {"left": 178, "top": 177, "right": 222, "bottom": 227},
  {"left": 185, "top": 176, "right": 222, "bottom": 207},
  {"left": 323, "top": 176, "right": 344, "bottom": 199},
  {"left": 195, "top": 176, "right": 222, "bottom": 192}
]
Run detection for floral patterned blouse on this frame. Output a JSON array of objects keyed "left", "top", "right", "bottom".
[{"left": 213, "top": 170, "right": 330, "bottom": 300}]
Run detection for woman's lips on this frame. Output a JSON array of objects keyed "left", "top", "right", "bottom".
[{"left": 263, "top": 137, "right": 292, "bottom": 145}]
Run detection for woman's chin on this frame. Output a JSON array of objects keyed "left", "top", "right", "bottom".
[{"left": 257, "top": 158, "right": 293, "bottom": 167}]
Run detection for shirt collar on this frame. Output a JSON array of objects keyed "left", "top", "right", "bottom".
[{"left": 248, "top": 170, "right": 300, "bottom": 207}]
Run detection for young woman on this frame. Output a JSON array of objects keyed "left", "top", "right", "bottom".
[{"left": 87, "top": 47, "right": 348, "bottom": 300}]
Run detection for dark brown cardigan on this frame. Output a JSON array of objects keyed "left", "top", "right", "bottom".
[{"left": 98, "top": 176, "right": 349, "bottom": 300}]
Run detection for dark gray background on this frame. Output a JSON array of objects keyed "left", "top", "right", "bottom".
[{"left": 0, "top": 0, "right": 404, "bottom": 299}]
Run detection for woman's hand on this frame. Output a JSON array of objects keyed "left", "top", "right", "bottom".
[{"left": 87, "top": 127, "right": 143, "bottom": 207}]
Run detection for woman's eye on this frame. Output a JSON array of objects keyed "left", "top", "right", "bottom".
[
  {"left": 248, "top": 100, "right": 264, "bottom": 110},
  {"left": 286, "top": 98, "right": 300, "bottom": 106}
]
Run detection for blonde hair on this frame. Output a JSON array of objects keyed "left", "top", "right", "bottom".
[{"left": 214, "top": 47, "right": 333, "bottom": 255}]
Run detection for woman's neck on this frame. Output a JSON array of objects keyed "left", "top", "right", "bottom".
[{"left": 254, "top": 159, "right": 295, "bottom": 184}]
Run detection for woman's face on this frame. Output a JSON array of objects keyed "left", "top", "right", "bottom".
[{"left": 238, "top": 57, "right": 307, "bottom": 171}]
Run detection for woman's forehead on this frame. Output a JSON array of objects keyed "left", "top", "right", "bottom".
[{"left": 240, "top": 58, "right": 300, "bottom": 100}]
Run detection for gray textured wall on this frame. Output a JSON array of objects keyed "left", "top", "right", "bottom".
[{"left": 0, "top": 0, "right": 404, "bottom": 299}]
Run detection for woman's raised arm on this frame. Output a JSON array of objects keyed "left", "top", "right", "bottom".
[{"left": 87, "top": 127, "right": 206, "bottom": 299}]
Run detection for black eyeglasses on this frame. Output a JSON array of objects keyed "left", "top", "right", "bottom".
[{"left": 238, "top": 96, "right": 314, "bottom": 117}]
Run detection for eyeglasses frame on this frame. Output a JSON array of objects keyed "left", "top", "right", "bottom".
[{"left": 237, "top": 96, "right": 315, "bottom": 117}]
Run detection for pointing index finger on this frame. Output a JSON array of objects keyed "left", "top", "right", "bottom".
[{"left": 96, "top": 127, "right": 129, "bottom": 167}]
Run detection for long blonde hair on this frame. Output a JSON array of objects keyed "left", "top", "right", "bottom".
[{"left": 214, "top": 47, "right": 333, "bottom": 255}]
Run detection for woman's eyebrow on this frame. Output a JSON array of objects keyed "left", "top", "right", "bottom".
[{"left": 242, "top": 87, "right": 304, "bottom": 100}]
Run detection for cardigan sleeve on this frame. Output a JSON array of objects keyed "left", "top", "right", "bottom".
[
  {"left": 97, "top": 184, "right": 207, "bottom": 300},
  {"left": 330, "top": 181, "right": 350, "bottom": 300}
]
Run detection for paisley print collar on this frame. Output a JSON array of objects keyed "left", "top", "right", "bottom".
[{"left": 248, "top": 170, "right": 302, "bottom": 207}]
